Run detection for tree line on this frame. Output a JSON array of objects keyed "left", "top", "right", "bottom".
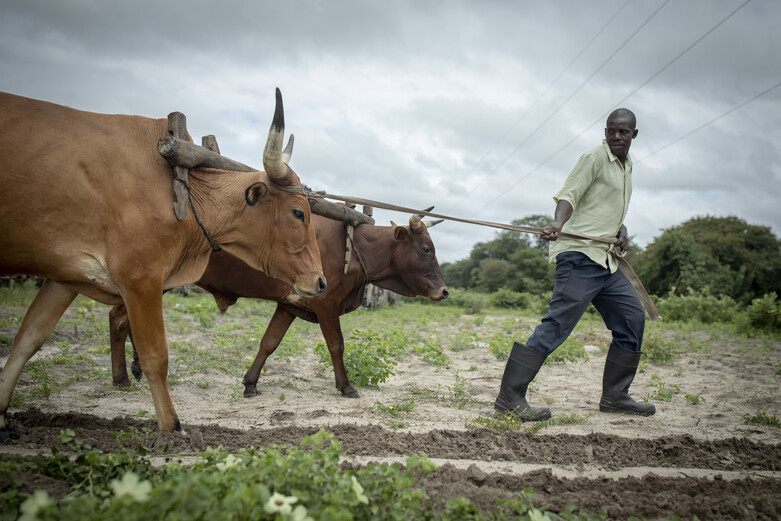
[{"left": 441, "top": 215, "right": 781, "bottom": 306}]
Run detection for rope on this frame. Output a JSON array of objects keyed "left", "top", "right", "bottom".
[{"left": 176, "top": 178, "right": 222, "bottom": 252}]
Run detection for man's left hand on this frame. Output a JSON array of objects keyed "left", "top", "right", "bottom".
[{"left": 615, "top": 225, "right": 629, "bottom": 253}]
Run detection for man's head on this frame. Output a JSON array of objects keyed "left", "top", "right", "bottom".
[{"left": 605, "top": 108, "right": 638, "bottom": 162}]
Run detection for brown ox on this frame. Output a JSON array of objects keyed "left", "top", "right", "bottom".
[
  {"left": 110, "top": 213, "right": 448, "bottom": 398},
  {"left": 0, "top": 90, "right": 326, "bottom": 437}
]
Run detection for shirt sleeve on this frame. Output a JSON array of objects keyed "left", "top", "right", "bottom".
[{"left": 553, "top": 152, "right": 598, "bottom": 210}]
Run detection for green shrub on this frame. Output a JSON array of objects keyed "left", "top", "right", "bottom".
[
  {"left": 655, "top": 288, "right": 739, "bottom": 323},
  {"left": 490, "top": 288, "right": 530, "bottom": 309},
  {"left": 641, "top": 328, "right": 678, "bottom": 365},
  {"left": 314, "top": 329, "right": 402, "bottom": 387},
  {"left": 439, "top": 288, "right": 487, "bottom": 314},
  {"left": 736, "top": 292, "right": 780, "bottom": 335}
]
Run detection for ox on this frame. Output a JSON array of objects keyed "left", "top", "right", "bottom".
[
  {"left": 0, "top": 90, "right": 325, "bottom": 438},
  {"left": 110, "top": 213, "right": 448, "bottom": 398}
]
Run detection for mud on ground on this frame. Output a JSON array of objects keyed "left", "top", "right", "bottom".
[{"left": 1, "top": 301, "right": 780, "bottom": 520}]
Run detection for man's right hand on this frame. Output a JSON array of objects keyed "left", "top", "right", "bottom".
[{"left": 541, "top": 222, "right": 563, "bottom": 241}]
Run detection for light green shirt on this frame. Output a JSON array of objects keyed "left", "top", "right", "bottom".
[{"left": 549, "top": 140, "right": 632, "bottom": 273}]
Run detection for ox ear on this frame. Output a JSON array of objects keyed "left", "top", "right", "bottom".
[
  {"left": 394, "top": 226, "right": 409, "bottom": 241},
  {"left": 245, "top": 182, "right": 269, "bottom": 206}
]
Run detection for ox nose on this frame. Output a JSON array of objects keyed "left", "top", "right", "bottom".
[
  {"left": 316, "top": 276, "right": 327, "bottom": 295},
  {"left": 442, "top": 288, "right": 449, "bottom": 299}
]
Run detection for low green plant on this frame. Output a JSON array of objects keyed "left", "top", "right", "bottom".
[
  {"left": 685, "top": 394, "right": 703, "bottom": 405},
  {"left": 472, "top": 412, "right": 590, "bottom": 434},
  {"left": 545, "top": 337, "right": 588, "bottom": 365},
  {"left": 743, "top": 410, "right": 781, "bottom": 429},
  {"left": 314, "top": 329, "right": 402, "bottom": 387},
  {"left": 439, "top": 288, "right": 487, "bottom": 314},
  {"left": 3, "top": 429, "right": 450, "bottom": 521},
  {"left": 736, "top": 292, "right": 781, "bottom": 336},
  {"left": 643, "top": 375, "right": 680, "bottom": 402},
  {"left": 414, "top": 340, "right": 451, "bottom": 367},
  {"left": 490, "top": 288, "right": 530, "bottom": 309},
  {"left": 446, "top": 370, "right": 470, "bottom": 409},
  {"left": 374, "top": 400, "right": 415, "bottom": 417},
  {"left": 641, "top": 328, "right": 678, "bottom": 365},
  {"left": 655, "top": 288, "right": 739, "bottom": 324}
]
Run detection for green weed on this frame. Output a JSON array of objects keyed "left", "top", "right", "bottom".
[
  {"left": 545, "top": 337, "right": 588, "bottom": 365},
  {"left": 314, "top": 329, "right": 402, "bottom": 387},
  {"left": 643, "top": 375, "right": 680, "bottom": 402},
  {"left": 743, "top": 410, "right": 781, "bottom": 429},
  {"left": 685, "top": 394, "right": 703, "bottom": 405}
]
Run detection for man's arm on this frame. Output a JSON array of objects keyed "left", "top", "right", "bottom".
[{"left": 541, "top": 200, "right": 573, "bottom": 241}]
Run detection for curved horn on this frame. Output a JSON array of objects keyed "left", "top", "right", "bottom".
[
  {"left": 409, "top": 213, "right": 424, "bottom": 232},
  {"left": 424, "top": 219, "right": 444, "bottom": 228},
  {"left": 281, "top": 134, "right": 294, "bottom": 165},
  {"left": 262, "top": 88, "right": 291, "bottom": 183},
  {"left": 409, "top": 206, "right": 434, "bottom": 232}
]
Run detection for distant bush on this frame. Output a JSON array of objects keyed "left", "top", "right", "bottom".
[
  {"left": 490, "top": 289, "right": 531, "bottom": 309},
  {"left": 439, "top": 288, "right": 487, "bottom": 314},
  {"left": 655, "top": 288, "right": 739, "bottom": 323},
  {"left": 736, "top": 292, "right": 781, "bottom": 336}
]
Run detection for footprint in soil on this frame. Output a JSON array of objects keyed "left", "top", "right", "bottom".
[{"left": 270, "top": 411, "right": 295, "bottom": 424}]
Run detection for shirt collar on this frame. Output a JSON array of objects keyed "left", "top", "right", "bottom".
[{"left": 602, "top": 139, "right": 632, "bottom": 170}]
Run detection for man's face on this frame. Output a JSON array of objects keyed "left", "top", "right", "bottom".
[{"left": 605, "top": 116, "right": 638, "bottom": 161}]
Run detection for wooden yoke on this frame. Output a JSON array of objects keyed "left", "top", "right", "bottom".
[
  {"left": 168, "top": 113, "right": 189, "bottom": 221},
  {"left": 157, "top": 134, "right": 375, "bottom": 227},
  {"left": 344, "top": 205, "right": 372, "bottom": 274}
]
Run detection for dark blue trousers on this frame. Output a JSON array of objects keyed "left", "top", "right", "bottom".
[{"left": 526, "top": 251, "right": 645, "bottom": 355}]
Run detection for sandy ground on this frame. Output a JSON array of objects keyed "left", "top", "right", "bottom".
[{"left": 2, "top": 300, "right": 780, "bottom": 520}]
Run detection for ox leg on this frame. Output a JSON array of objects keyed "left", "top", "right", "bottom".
[
  {"left": 243, "top": 305, "right": 296, "bottom": 397},
  {"left": 109, "top": 304, "right": 133, "bottom": 388},
  {"left": 121, "top": 287, "right": 181, "bottom": 433},
  {"left": 319, "top": 313, "right": 359, "bottom": 398},
  {"left": 0, "top": 280, "right": 77, "bottom": 442}
]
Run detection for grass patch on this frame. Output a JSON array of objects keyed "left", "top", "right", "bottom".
[{"left": 743, "top": 410, "right": 781, "bottom": 429}]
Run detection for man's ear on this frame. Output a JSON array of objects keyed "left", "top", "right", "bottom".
[
  {"left": 394, "top": 226, "right": 409, "bottom": 241},
  {"left": 245, "top": 182, "right": 269, "bottom": 206}
]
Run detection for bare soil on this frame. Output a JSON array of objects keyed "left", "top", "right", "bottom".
[{"left": 2, "top": 302, "right": 780, "bottom": 521}]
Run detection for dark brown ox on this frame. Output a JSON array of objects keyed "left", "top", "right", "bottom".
[
  {"left": 0, "top": 90, "right": 325, "bottom": 437},
  {"left": 110, "top": 213, "right": 448, "bottom": 398}
]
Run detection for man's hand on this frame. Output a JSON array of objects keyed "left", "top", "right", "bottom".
[
  {"left": 543, "top": 200, "right": 573, "bottom": 241},
  {"left": 615, "top": 225, "right": 629, "bottom": 253},
  {"left": 541, "top": 222, "right": 563, "bottom": 241}
]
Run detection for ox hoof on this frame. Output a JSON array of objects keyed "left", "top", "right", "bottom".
[
  {"left": 243, "top": 390, "right": 261, "bottom": 399},
  {"left": 340, "top": 386, "right": 360, "bottom": 399},
  {"left": 131, "top": 364, "right": 143, "bottom": 381},
  {"left": 113, "top": 378, "right": 133, "bottom": 389}
]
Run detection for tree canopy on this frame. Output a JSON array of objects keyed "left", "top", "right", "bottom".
[
  {"left": 441, "top": 214, "right": 780, "bottom": 306},
  {"left": 632, "top": 215, "right": 781, "bottom": 305}
]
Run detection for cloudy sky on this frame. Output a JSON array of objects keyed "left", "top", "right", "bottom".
[{"left": 2, "top": 0, "right": 779, "bottom": 263}]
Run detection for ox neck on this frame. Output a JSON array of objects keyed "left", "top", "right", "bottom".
[
  {"left": 352, "top": 225, "right": 402, "bottom": 287},
  {"left": 177, "top": 178, "right": 221, "bottom": 252}
]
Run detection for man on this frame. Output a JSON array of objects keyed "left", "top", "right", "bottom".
[{"left": 494, "top": 108, "right": 655, "bottom": 422}]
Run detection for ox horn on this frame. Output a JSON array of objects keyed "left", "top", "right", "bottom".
[
  {"left": 262, "top": 88, "right": 291, "bottom": 184},
  {"left": 281, "top": 134, "right": 294, "bottom": 165},
  {"left": 409, "top": 206, "right": 434, "bottom": 232},
  {"left": 424, "top": 219, "right": 444, "bottom": 228}
]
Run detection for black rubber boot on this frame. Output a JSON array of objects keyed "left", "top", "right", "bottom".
[
  {"left": 494, "top": 342, "right": 551, "bottom": 422},
  {"left": 599, "top": 343, "right": 656, "bottom": 416}
]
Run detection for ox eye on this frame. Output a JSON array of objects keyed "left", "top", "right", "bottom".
[
  {"left": 292, "top": 209, "right": 305, "bottom": 223},
  {"left": 422, "top": 246, "right": 431, "bottom": 254}
]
